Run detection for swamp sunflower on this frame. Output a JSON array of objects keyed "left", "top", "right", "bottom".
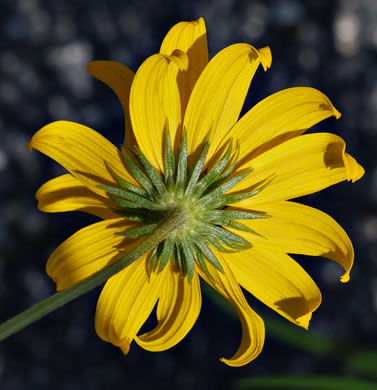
[{"left": 28, "top": 18, "right": 364, "bottom": 366}]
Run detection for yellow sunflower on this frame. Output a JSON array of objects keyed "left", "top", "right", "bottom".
[{"left": 28, "top": 18, "right": 364, "bottom": 366}]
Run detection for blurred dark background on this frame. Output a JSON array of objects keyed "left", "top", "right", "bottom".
[{"left": 0, "top": 0, "right": 376, "bottom": 389}]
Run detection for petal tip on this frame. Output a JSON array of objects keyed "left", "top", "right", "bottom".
[
  {"left": 219, "top": 356, "right": 243, "bottom": 367},
  {"left": 258, "top": 46, "right": 272, "bottom": 71},
  {"left": 169, "top": 49, "right": 189, "bottom": 70},
  {"left": 196, "top": 16, "right": 206, "bottom": 26},
  {"left": 343, "top": 153, "right": 365, "bottom": 182},
  {"left": 295, "top": 312, "right": 313, "bottom": 331},
  {"left": 340, "top": 272, "right": 351, "bottom": 283},
  {"left": 333, "top": 107, "right": 342, "bottom": 119},
  {"left": 324, "top": 95, "right": 341, "bottom": 119},
  {"left": 120, "top": 340, "right": 131, "bottom": 355}
]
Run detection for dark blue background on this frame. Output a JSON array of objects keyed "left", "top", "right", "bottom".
[{"left": 0, "top": 1, "right": 375, "bottom": 389}]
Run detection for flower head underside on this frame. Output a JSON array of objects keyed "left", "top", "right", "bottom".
[{"left": 28, "top": 17, "right": 364, "bottom": 366}]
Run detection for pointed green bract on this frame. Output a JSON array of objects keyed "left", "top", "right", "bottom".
[
  {"left": 108, "top": 192, "right": 160, "bottom": 211},
  {"left": 193, "top": 140, "right": 233, "bottom": 198},
  {"left": 116, "top": 223, "right": 158, "bottom": 238},
  {"left": 204, "top": 190, "right": 260, "bottom": 209},
  {"left": 193, "top": 245, "right": 213, "bottom": 281},
  {"left": 164, "top": 125, "right": 176, "bottom": 186},
  {"left": 121, "top": 147, "right": 156, "bottom": 197},
  {"left": 220, "top": 219, "right": 263, "bottom": 237},
  {"left": 176, "top": 129, "right": 188, "bottom": 195},
  {"left": 158, "top": 235, "right": 175, "bottom": 273},
  {"left": 107, "top": 163, "right": 148, "bottom": 196},
  {"left": 176, "top": 244, "right": 186, "bottom": 276},
  {"left": 97, "top": 185, "right": 159, "bottom": 210},
  {"left": 111, "top": 207, "right": 160, "bottom": 222},
  {"left": 206, "top": 149, "right": 240, "bottom": 192},
  {"left": 194, "top": 238, "right": 224, "bottom": 273},
  {"left": 132, "top": 146, "right": 167, "bottom": 196},
  {"left": 181, "top": 237, "right": 195, "bottom": 283},
  {"left": 206, "top": 235, "right": 237, "bottom": 253},
  {"left": 149, "top": 242, "right": 164, "bottom": 275},
  {"left": 199, "top": 222, "right": 252, "bottom": 248},
  {"left": 199, "top": 169, "right": 253, "bottom": 206},
  {"left": 217, "top": 235, "right": 253, "bottom": 251},
  {"left": 203, "top": 209, "right": 270, "bottom": 221},
  {"left": 185, "top": 136, "right": 210, "bottom": 195}
]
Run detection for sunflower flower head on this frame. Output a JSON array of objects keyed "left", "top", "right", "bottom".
[{"left": 27, "top": 17, "right": 364, "bottom": 367}]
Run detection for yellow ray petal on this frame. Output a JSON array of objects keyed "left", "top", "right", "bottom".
[
  {"left": 135, "top": 263, "right": 201, "bottom": 351},
  {"left": 236, "top": 201, "right": 354, "bottom": 282},
  {"left": 225, "top": 87, "right": 341, "bottom": 162},
  {"left": 47, "top": 218, "right": 131, "bottom": 291},
  {"left": 231, "top": 133, "right": 364, "bottom": 206},
  {"left": 129, "top": 53, "right": 182, "bottom": 172},
  {"left": 87, "top": 61, "right": 135, "bottom": 147},
  {"left": 27, "top": 120, "right": 138, "bottom": 196},
  {"left": 216, "top": 247, "right": 321, "bottom": 330},
  {"left": 95, "top": 257, "right": 167, "bottom": 354},
  {"left": 197, "top": 257, "right": 265, "bottom": 367},
  {"left": 160, "top": 17, "right": 208, "bottom": 115},
  {"left": 183, "top": 43, "right": 271, "bottom": 164},
  {"left": 37, "top": 174, "right": 118, "bottom": 219}
]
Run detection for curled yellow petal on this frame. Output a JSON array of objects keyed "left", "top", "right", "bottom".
[
  {"left": 215, "top": 247, "right": 321, "bottom": 330},
  {"left": 343, "top": 149, "right": 365, "bottom": 182},
  {"left": 160, "top": 17, "right": 208, "bottom": 114},
  {"left": 184, "top": 43, "right": 271, "bottom": 165},
  {"left": 168, "top": 49, "right": 189, "bottom": 71},
  {"left": 236, "top": 201, "right": 354, "bottom": 283},
  {"left": 135, "top": 263, "right": 201, "bottom": 351},
  {"left": 27, "top": 120, "right": 137, "bottom": 196},
  {"left": 257, "top": 46, "right": 272, "bottom": 70},
  {"left": 87, "top": 60, "right": 135, "bottom": 147},
  {"left": 129, "top": 54, "right": 182, "bottom": 171},
  {"left": 37, "top": 174, "right": 117, "bottom": 219},
  {"left": 95, "top": 257, "right": 167, "bottom": 354},
  {"left": 47, "top": 218, "right": 130, "bottom": 291},
  {"left": 197, "top": 258, "right": 265, "bottom": 367},
  {"left": 232, "top": 133, "right": 365, "bottom": 207}
]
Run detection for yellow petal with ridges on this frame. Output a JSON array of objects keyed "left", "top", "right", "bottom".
[
  {"left": 216, "top": 247, "right": 321, "bottom": 330},
  {"left": 197, "top": 257, "right": 265, "bottom": 366},
  {"left": 37, "top": 174, "right": 118, "bottom": 219},
  {"left": 135, "top": 263, "right": 201, "bottom": 351},
  {"left": 87, "top": 60, "right": 135, "bottom": 147},
  {"left": 184, "top": 43, "right": 271, "bottom": 165},
  {"left": 129, "top": 54, "right": 182, "bottom": 171},
  {"left": 231, "top": 133, "right": 364, "bottom": 206},
  {"left": 160, "top": 17, "right": 208, "bottom": 115},
  {"left": 236, "top": 201, "right": 354, "bottom": 282},
  {"left": 95, "top": 257, "right": 167, "bottom": 354},
  {"left": 27, "top": 120, "right": 138, "bottom": 196},
  {"left": 47, "top": 218, "right": 130, "bottom": 291},
  {"left": 223, "top": 87, "right": 341, "bottom": 162}
]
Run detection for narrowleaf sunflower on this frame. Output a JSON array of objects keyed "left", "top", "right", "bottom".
[{"left": 28, "top": 18, "right": 364, "bottom": 366}]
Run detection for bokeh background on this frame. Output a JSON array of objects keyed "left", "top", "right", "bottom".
[{"left": 0, "top": 0, "right": 376, "bottom": 389}]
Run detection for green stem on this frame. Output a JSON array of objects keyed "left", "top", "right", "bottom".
[{"left": 0, "top": 207, "right": 187, "bottom": 341}]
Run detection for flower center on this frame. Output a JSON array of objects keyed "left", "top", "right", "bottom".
[{"left": 98, "top": 128, "right": 270, "bottom": 282}]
